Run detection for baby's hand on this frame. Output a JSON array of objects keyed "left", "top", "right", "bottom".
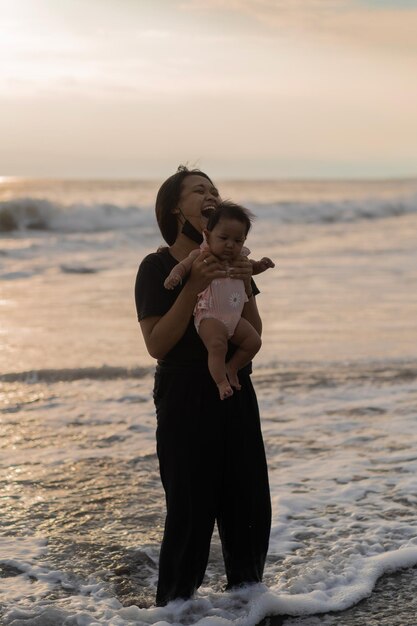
[
  {"left": 164, "top": 273, "right": 182, "bottom": 290},
  {"left": 251, "top": 257, "right": 275, "bottom": 275}
]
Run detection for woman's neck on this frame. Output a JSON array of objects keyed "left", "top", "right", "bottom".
[{"left": 169, "top": 234, "right": 199, "bottom": 261}]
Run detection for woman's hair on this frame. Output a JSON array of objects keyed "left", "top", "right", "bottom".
[
  {"left": 206, "top": 201, "right": 254, "bottom": 236},
  {"left": 155, "top": 165, "right": 214, "bottom": 245}
]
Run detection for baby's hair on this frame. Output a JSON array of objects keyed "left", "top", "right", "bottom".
[{"left": 206, "top": 201, "right": 254, "bottom": 236}]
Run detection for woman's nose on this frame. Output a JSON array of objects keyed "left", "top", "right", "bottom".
[{"left": 206, "top": 190, "right": 219, "bottom": 204}]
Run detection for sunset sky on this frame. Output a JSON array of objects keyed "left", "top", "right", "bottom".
[{"left": 1, "top": 0, "right": 416, "bottom": 179}]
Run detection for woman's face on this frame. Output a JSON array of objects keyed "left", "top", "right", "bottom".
[{"left": 176, "top": 175, "right": 220, "bottom": 233}]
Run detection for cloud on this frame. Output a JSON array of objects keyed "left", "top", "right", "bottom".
[{"left": 182, "top": 0, "right": 417, "bottom": 58}]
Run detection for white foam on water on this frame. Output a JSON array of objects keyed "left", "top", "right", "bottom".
[
  {"left": 0, "top": 536, "right": 47, "bottom": 562},
  {"left": 0, "top": 537, "right": 49, "bottom": 604},
  {"left": 3, "top": 546, "right": 417, "bottom": 626}
]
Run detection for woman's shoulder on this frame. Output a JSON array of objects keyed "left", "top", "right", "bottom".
[
  {"left": 140, "top": 246, "right": 169, "bottom": 263},
  {"left": 138, "top": 247, "right": 174, "bottom": 273}
]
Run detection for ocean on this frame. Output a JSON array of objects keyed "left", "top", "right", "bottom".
[{"left": 1, "top": 177, "right": 417, "bottom": 625}]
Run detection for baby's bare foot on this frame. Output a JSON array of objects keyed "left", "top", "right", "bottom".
[
  {"left": 226, "top": 365, "right": 241, "bottom": 390},
  {"left": 218, "top": 379, "right": 233, "bottom": 400}
]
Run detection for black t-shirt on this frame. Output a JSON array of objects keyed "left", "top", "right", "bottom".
[{"left": 134, "top": 247, "right": 259, "bottom": 366}]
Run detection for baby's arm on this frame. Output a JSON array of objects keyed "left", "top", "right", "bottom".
[
  {"left": 250, "top": 257, "right": 275, "bottom": 275},
  {"left": 164, "top": 249, "right": 201, "bottom": 289},
  {"left": 230, "top": 248, "right": 275, "bottom": 279}
]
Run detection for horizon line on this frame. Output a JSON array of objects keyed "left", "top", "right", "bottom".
[{"left": 1, "top": 174, "right": 417, "bottom": 184}]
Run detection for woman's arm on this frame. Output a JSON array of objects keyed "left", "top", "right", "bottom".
[
  {"left": 140, "top": 253, "right": 226, "bottom": 359},
  {"left": 241, "top": 292, "right": 262, "bottom": 336},
  {"left": 140, "top": 284, "right": 197, "bottom": 359},
  {"left": 229, "top": 255, "right": 263, "bottom": 335}
]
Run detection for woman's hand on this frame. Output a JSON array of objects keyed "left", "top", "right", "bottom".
[
  {"left": 187, "top": 252, "right": 227, "bottom": 294},
  {"left": 229, "top": 255, "right": 253, "bottom": 296}
]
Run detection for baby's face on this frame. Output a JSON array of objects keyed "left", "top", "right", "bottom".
[{"left": 206, "top": 218, "right": 246, "bottom": 262}]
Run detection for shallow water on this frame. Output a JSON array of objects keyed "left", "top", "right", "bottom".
[
  {"left": 1, "top": 361, "right": 417, "bottom": 625},
  {"left": 1, "top": 178, "right": 417, "bottom": 624}
]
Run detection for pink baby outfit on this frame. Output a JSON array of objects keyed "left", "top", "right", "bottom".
[{"left": 194, "top": 240, "right": 250, "bottom": 338}]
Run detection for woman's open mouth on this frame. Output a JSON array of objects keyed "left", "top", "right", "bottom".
[{"left": 201, "top": 206, "right": 216, "bottom": 218}]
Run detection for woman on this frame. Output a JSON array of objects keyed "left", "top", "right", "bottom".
[{"left": 135, "top": 166, "right": 271, "bottom": 607}]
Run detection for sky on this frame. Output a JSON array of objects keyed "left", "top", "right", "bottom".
[{"left": 0, "top": 0, "right": 416, "bottom": 179}]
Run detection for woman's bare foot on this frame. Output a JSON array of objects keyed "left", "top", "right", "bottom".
[
  {"left": 226, "top": 364, "right": 241, "bottom": 390},
  {"left": 218, "top": 379, "right": 233, "bottom": 400}
]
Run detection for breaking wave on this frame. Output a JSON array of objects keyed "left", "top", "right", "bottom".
[
  {"left": 0, "top": 197, "right": 152, "bottom": 233},
  {"left": 0, "top": 365, "right": 153, "bottom": 383},
  {"left": 2, "top": 359, "right": 416, "bottom": 386},
  {"left": 1, "top": 193, "right": 416, "bottom": 233}
]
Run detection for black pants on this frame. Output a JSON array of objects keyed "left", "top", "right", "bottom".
[{"left": 153, "top": 363, "right": 271, "bottom": 606}]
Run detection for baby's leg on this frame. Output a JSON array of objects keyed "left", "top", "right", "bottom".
[
  {"left": 198, "top": 318, "right": 233, "bottom": 400},
  {"left": 164, "top": 262, "right": 187, "bottom": 289},
  {"left": 226, "top": 318, "right": 262, "bottom": 390},
  {"left": 164, "top": 270, "right": 183, "bottom": 289},
  {"left": 164, "top": 250, "right": 200, "bottom": 289}
]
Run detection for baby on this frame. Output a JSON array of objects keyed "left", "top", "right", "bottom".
[{"left": 164, "top": 201, "right": 274, "bottom": 400}]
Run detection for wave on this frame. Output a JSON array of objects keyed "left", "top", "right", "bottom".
[
  {"left": 1, "top": 193, "right": 416, "bottom": 233},
  {"left": 0, "top": 197, "right": 153, "bottom": 234},
  {"left": 246, "top": 194, "right": 417, "bottom": 225},
  {"left": 0, "top": 365, "right": 153, "bottom": 383},
  {"left": 254, "top": 359, "right": 417, "bottom": 393},
  {"left": 2, "top": 359, "right": 416, "bottom": 386}
]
